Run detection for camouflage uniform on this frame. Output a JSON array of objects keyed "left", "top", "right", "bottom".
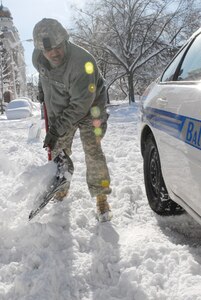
[
  {"left": 32, "top": 21, "right": 111, "bottom": 197},
  {"left": 52, "top": 116, "right": 110, "bottom": 197}
]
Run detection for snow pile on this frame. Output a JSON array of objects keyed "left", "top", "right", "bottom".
[{"left": 0, "top": 102, "right": 201, "bottom": 300}]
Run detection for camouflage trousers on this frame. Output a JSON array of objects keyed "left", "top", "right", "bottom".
[{"left": 52, "top": 115, "right": 111, "bottom": 197}]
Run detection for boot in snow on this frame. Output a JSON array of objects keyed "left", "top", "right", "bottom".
[{"left": 96, "top": 194, "right": 112, "bottom": 222}]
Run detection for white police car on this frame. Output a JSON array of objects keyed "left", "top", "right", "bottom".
[{"left": 140, "top": 27, "right": 201, "bottom": 225}]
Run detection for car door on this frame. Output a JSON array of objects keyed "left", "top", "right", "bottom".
[{"left": 156, "top": 32, "right": 201, "bottom": 215}]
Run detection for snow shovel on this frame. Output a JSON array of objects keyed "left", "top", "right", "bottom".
[{"left": 43, "top": 102, "right": 52, "bottom": 161}]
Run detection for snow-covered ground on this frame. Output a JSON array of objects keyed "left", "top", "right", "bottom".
[{"left": 0, "top": 102, "right": 201, "bottom": 300}]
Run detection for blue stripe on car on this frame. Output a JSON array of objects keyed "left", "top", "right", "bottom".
[{"left": 143, "top": 107, "right": 201, "bottom": 150}]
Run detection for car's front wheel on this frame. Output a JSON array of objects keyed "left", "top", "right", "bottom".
[{"left": 143, "top": 134, "right": 184, "bottom": 215}]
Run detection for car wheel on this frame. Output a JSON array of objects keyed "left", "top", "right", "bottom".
[{"left": 143, "top": 135, "right": 184, "bottom": 215}]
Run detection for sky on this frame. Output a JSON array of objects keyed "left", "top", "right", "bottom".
[
  {"left": 1, "top": 102, "right": 201, "bottom": 299},
  {"left": 3, "top": 0, "right": 86, "bottom": 76}
]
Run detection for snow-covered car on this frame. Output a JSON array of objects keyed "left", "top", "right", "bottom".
[
  {"left": 140, "top": 27, "right": 201, "bottom": 225},
  {"left": 5, "top": 98, "right": 33, "bottom": 120}
]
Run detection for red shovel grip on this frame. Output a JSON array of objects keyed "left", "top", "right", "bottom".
[{"left": 43, "top": 103, "right": 52, "bottom": 161}]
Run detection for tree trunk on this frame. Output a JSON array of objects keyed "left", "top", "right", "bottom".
[
  {"left": 106, "top": 87, "right": 110, "bottom": 104},
  {"left": 128, "top": 72, "right": 135, "bottom": 104}
]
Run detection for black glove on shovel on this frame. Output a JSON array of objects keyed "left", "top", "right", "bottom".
[{"left": 43, "top": 126, "right": 59, "bottom": 150}]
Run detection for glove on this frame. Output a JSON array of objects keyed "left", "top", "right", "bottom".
[
  {"left": 43, "top": 126, "right": 59, "bottom": 150},
  {"left": 38, "top": 77, "right": 44, "bottom": 104},
  {"left": 37, "top": 94, "right": 44, "bottom": 104}
]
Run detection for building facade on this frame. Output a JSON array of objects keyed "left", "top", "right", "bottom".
[{"left": 0, "top": 3, "right": 27, "bottom": 103}]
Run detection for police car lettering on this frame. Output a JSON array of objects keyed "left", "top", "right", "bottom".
[{"left": 184, "top": 119, "right": 201, "bottom": 149}]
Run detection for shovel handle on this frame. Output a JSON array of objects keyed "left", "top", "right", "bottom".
[{"left": 43, "top": 103, "right": 52, "bottom": 161}]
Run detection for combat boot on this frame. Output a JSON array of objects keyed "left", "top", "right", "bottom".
[{"left": 96, "top": 194, "right": 112, "bottom": 222}]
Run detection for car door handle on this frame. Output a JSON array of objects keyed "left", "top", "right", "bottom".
[{"left": 156, "top": 98, "right": 168, "bottom": 106}]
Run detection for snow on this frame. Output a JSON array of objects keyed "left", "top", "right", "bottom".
[
  {"left": 0, "top": 102, "right": 201, "bottom": 300},
  {"left": 5, "top": 98, "right": 33, "bottom": 120}
]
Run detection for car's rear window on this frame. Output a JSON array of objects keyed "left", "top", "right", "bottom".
[
  {"left": 177, "top": 33, "right": 201, "bottom": 81},
  {"left": 161, "top": 45, "right": 188, "bottom": 82}
]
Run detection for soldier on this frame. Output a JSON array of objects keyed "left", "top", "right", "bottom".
[{"left": 32, "top": 18, "right": 112, "bottom": 222}]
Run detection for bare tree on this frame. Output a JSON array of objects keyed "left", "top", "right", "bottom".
[{"left": 72, "top": 0, "right": 201, "bottom": 103}]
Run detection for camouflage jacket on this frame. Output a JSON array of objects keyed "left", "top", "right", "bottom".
[{"left": 32, "top": 42, "right": 108, "bottom": 136}]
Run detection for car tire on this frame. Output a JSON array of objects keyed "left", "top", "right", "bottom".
[{"left": 143, "top": 134, "right": 184, "bottom": 215}]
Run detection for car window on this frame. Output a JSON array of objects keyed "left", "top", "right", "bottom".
[
  {"left": 161, "top": 45, "right": 187, "bottom": 82},
  {"left": 177, "top": 33, "right": 201, "bottom": 81}
]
